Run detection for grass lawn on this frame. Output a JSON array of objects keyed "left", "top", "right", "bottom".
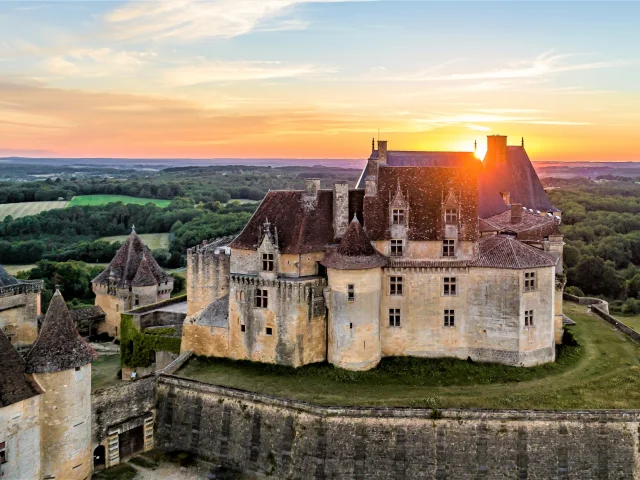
[
  {"left": 0, "top": 200, "right": 68, "bottom": 221},
  {"left": 177, "top": 301, "right": 640, "bottom": 410},
  {"left": 612, "top": 312, "right": 640, "bottom": 333},
  {"left": 98, "top": 232, "right": 171, "bottom": 250},
  {"left": 92, "top": 354, "right": 121, "bottom": 391},
  {"left": 68, "top": 195, "right": 171, "bottom": 208}
]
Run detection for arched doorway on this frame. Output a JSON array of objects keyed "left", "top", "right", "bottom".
[{"left": 93, "top": 445, "right": 106, "bottom": 470}]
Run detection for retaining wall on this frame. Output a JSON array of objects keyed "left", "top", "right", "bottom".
[{"left": 155, "top": 375, "right": 640, "bottom": 479}]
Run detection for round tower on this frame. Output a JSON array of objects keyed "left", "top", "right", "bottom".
[
  {"left": 25, "top": 288, "right": 96, "bottom": 480},
  {"left": 321, "top": 216, "right": 387, "bottom": 371}
]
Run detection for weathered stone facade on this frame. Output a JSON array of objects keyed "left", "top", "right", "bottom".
[
  {"left": 0, "top": 394, "right": 42, "bottom": 479},
  {"left": 155, "top": 375, "right": 640, "bottom": 479},
  {"left": 181, "top": 136, "right": 564, "bottom": 370},
  {"left": 0, "top": 267, "right": 42, "bottom": 347}
]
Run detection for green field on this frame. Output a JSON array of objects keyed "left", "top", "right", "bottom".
[
  {"left": 177, "top": 301, "right": 640, "bottom": 410},
  {"left": 99, "top": 233, "right": 171, "bottom": 250},
  {"left": 68, "top": 195, "right": 171, "bottom": 208},
  {"left": 3, "top": 262, "right": 108, "bottom": 276},
  {"left": 0, "top": 201, "right": 68, "bottom": 221}
]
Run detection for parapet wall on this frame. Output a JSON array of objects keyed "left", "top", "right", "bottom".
[
  {"left": 187, "top": 245, "right": 231, "bottom": 316},
  {"left": 155, "top": 375, "right": 640, "bottom": 479}
]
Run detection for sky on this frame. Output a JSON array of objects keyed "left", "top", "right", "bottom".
[{"left": 0, "top": 0, "right": 639, "bottom": 161}]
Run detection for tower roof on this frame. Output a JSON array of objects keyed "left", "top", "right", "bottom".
[
  {"left": 321, "top": 216, "right": 387, "bottom": 270},
  {"left": 470, "top": 235, "right": 558, "bottom": 269},
  {"left": 92, "top": 228, "right": 170, "bottom": 288},
  {"left": 25, "top": 289, "right": 96, "bottom": 374},
  {"left": 131, "top": 255, "right": 159, "bottom": 287},
  {"left": 0, "top": 329, "right": 39, "bottom": 407},
  {"left": 0, "top": 264, "right": 20, "bottom": 288}
]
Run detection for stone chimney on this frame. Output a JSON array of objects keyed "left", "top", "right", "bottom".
[
  {"left": 365, "top": 176, "right": 377, "bottom": 197},
  {"left": 333, "top": 182, "right": 349, "bottom": 238},
  {"left": 511, "top": 203, "right": 523, "bottom": 224},
  {"left": 485, "top": 135, "right": 507, "bottom": 167},
  {"left": 305, "top": 179, "right": 321, "bottom": 197},
  {"left": 378, "top": 140, "right": 388, "bottom": 164}
]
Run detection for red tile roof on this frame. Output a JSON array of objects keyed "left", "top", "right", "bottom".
[
  {"left": 25, "top": 289, "right": 96, "bottom": 373},
  {"left": 480, "top": 209, "right": 561, "bottom": 240},
  {"left": 470, "top": 235, "right": 558, "bottom": 269},
  {"left": 321, "top": 217, "right": 387, "bottom": 270}
]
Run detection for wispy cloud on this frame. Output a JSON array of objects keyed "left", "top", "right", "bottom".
[{"left": 104, "top": 0, "right": 364, "bottom": 42}]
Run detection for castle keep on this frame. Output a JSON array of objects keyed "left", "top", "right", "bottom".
[
  {"left": 182, "top": 135, "right": 565, "bottom": 370},
  {"left": 0, "top": 265, "right": 42, "bottom": 347}
]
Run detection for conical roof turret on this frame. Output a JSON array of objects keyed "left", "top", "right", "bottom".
[
  {"left": 0, "top": 264, "right": 20, "bottom": 288},
  {"left": 25, "top": 288, "right": 96, "bottom": 373},
  {"left": 321, "top": 216, "right": 387, "bottom": 270},
  {"left": 0, "top": 329, "right": 39, "bottom": 407}
]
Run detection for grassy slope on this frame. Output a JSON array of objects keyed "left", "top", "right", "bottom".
[
  {"left": 91, "top": 354, "right": 122, "bottom": 391},
  {"left": 98, "top": 232, "right": 171, "bottom": 250},
  {"left": 613, "top": 312, "right": 640, "bottom": 333},
  {"left": 177, "top": 301, "right": 640, "bottom": 410},
  {"left": 67, "top": 195, "right": 170, "bottom": 208},
  {"left": 0, "top": 200, "right": 68, "bottom": 221}
]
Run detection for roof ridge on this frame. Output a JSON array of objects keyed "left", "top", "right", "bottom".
[{"left": 507, "top": 237, "right": 521, "bottom": 268}]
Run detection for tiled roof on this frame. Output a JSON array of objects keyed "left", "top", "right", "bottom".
[
  {"left": 131, "top": 255, "right": 158, "bottom": 287},
  {"left": 0, "top": 264, "right": 20, "bottom": 288},
  {"left": 321, "top": 217, "right": 387, "bottom": 270},
  {"left": 480, "top": 209, "right": 561, "bottom": 239},
  {"left": 69, "top": 305, "right": 106, "bottom": 323},
  {"left": 470, "top": 235, "right": 558, "bottom": 269},
  {"left": 187, "top": 295, "right": 229, "bottom": 327},
  {"left": 363, "top": 165, "right": 480, "bottom": 242},
  {"left": 0, "top": 329, "right": 39, "bottom": 407},
  {"left": 25, "top": 290, "right": 96, "bottom": 373},
  {"left": 387, "top": 259, "right": 469, "bottom": 269},
  {"left": 92, "top": 230, "right": 170, "bottom": 288},
  {"left": 231, "top": 189, "right": 364, "bottom": 254},
  {"left": 479, "top": 146, "right": 555, "bottom": 218}
]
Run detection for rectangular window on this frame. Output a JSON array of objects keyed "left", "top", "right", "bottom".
[
  {"left": 524, "top": 271, "right": 536, "bottom": 292},
  {"left": 390, "top": 239, "right": 403, "bottom": 257},
  {"left": 241, "top": 324, "right": 246, "bottom": 332},
  {"left": 134, "top": 294, "right": 140, "bottom": 307},
  {"left": 389, "top": 276, "right": 403, "bottom": 296},
  {"left": 266, "top": 327, "right": 273, "bottom": 335},
  {"left": 442, "top": 239, "right": 456, "bottom": 257},
  {"left": 115, "top": 304, "right": 119, "bottom": 312},
  {"left": 255, "top": 289, "right": 268, "bottom": 308},
  {"left": 445, "top": 209, "right": 458, "bottom": 225},
  {"left": 262, "top": 253, "right": 274, "bottom": 272},
  {"left": 444, "top": 309, "right": 455, "bottom": 327},
  {"left": 443, "top": 277, "right": 457, "bottom": 296},
  {"left": 0, "top": 441, "right": 6, "bottom": 465},
  {"left": 525, "top": 310, "right": 534, "bottom": 327},
  {"left": 389, "top": 308, "right": 401, "bottom": 327},
  {"left": 392, "top": 208, "right": 405, "bottom": 225},
  {"left": 347, "top": 284, "right": 355, "bottom": 302}
]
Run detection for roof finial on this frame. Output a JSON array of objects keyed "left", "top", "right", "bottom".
[
  {"left": 372, "top": 137, "right": 375, "bottom": 153},
  {"left": 521, "top": 137, "right": 524, "bottom": 147},
  {"left": 474, "top": 140, "right": 477, "bottom": 151},
  {"left": 131, "top": 224, "right": 136, "bottom": 233}
]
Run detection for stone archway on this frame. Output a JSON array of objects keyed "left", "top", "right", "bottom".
[{"left": 93, "top": 445, "right": 106, "bottom": 470}]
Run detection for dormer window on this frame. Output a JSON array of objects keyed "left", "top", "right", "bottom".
[
  {"left": 392, "top": 209, "right": 405, "bottom": 225},
  {"left": 445, "top": 209, "right": 458, "bottom": 225},
  {"left": 262, "top": 253, "right": 274, "bottom": 272}
]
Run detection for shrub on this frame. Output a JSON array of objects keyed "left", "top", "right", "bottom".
[
  {"left": 562, "top": 328, "right": 579, "bottom": 346},
  {"left": 621, "top": 297, "right": 640, "bottom": 314},
  {"left": 565, "top": 286, "right": 585, "bottom": 297}
]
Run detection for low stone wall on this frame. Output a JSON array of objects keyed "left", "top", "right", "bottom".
[
  {"left": 155, "top": 375, "right": 640, "bottom": 479},
  {"left": 563, "top": 293, "right": 640, "bottom": 343}
]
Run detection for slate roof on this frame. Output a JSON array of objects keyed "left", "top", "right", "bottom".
[
  {"left": 187, "top": 295, "right": 229, "bottom": 327},
  {"left": 470, "top": 235, "right": 558, "bottom": 269},
  {"left": 0, "top": 329, "right": 39, "bottom": 408},
  {"left": 480, "top": 209, "right": 561, "bottom": 240},
  {"left": 25, "top": 290, "right": 96, "bottom": 373},
  {"left": 479, "top": 146, "right": 556, "bottom": 218},
  {"left": 131, "top": 255, "right": 158, "bottom": 287},
  {"left": 0, "top": 264, "right": 20, "bottom": 288},
  {"left": 231, "top": 190, "right": 363, "bottom": 254},
  {"left": 363, "top": 165, "right": 480, "bottom": 242},
  {"left": 321, "top": 217, "right": 387, "bottom": 270},
  {"left": 93, "top": 230, "right": 171, "bottom": 288},
  {"left": 70, "top": 305, "right": 106, "bottom": 323}
]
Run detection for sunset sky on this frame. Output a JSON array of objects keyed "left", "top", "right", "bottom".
[{"left": 1, "top": 0, "right": 639, "bottom": 160}]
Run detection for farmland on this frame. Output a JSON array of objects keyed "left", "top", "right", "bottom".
[
  {"left": 99, "top": 233, "right": 171, "bottom": 250},
  {"left": 67, "top": 195, "right": 171, "bottom": 208},
  {"left": 0, "top": 201, "right": 68, "bottom": 221}
]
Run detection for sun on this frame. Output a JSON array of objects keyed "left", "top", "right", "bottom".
[{"left": 475, "top": 146, "right": 487, "bottom": 160}]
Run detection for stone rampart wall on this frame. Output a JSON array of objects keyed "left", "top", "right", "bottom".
[{"left": 155, "top": 375, "right": 640, "bottom": 479}]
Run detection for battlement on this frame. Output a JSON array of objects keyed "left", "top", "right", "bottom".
[{"left": 187, "top": 241, "right": 232, "bottom": 316}]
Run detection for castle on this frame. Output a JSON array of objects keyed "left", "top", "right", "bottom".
[
  {"left": 182, "top": 135, "right": 565, "bottom": 370},
  {"left": 0, "top": 288, "right": 96, "bottom": 479},
  {"left": 0, "top": 265, "right": 42, "bottom": 347}
]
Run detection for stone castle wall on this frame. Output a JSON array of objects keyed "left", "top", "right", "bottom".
[
  {"left": 0, "top": 395, "right": 41, "bottom": 479},
  {"left": 187, "top": 246, "right": 230, "bottom": 316},
  {"left": 0, "top": 290, "right": 40, "bottom": 346},
  {"left": 154, "top": 375, "right": 640, "bottom": 479},
  {"left": 33, "top": 365, "right": 93, "bottom": 480}
]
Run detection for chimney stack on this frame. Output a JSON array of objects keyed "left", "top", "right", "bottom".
[
  {"left": 333, "top": 181, "right": 349, "bottom": 238},
  {"left": 378, "top": 140, "right": 388, "bottom": 164},
  {"left": 305, "top": 179, "right": 321, "bottom": 197},
  {"left": 485, "top": 135, "right": 507, "bottom": 167},
  {"left": 511, "top": 203, "right": 523, "bottom": 224}
]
